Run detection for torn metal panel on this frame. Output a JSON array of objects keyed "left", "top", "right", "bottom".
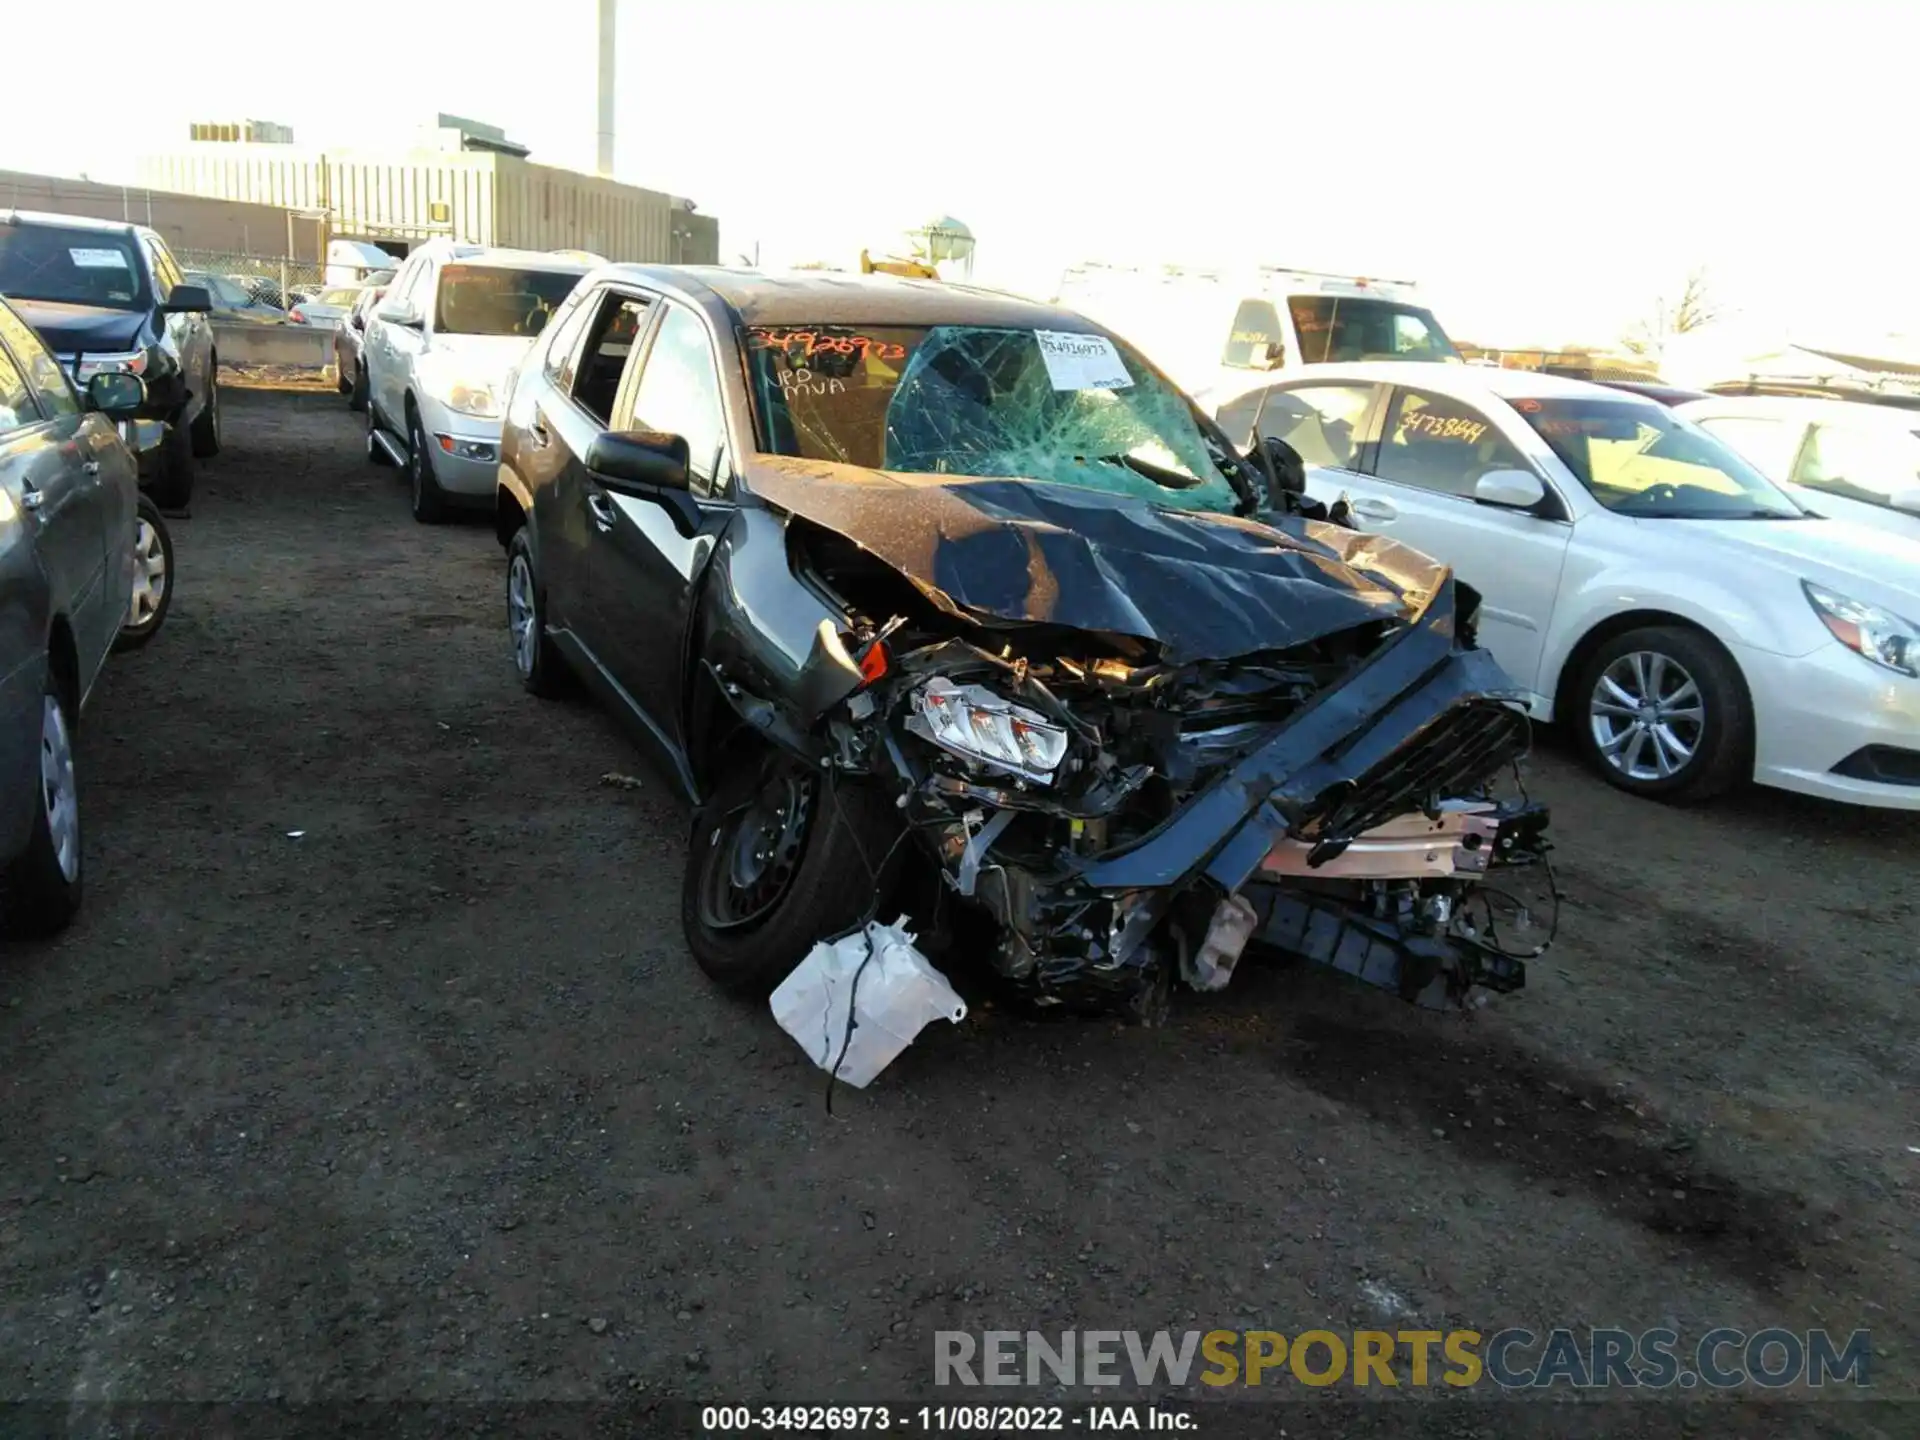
[
  {"left": 1072, "top": 584, "right": 1527, "bottom": 894},
  {"left": 1259, "top": 805, "right": 1500, "bottom": 881},
  {"left": 746, "top": 454, "right": 1447, "bottom": 666}
]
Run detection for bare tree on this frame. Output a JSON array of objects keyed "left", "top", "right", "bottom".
[{"left": 1623, "top": 268, "right": 1721, "bottom": 359}]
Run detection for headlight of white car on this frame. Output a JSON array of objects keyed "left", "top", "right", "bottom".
[
  {"left": 908, "top": 677, "right": 1070, "bottom": 784},
  {"left": 1804, "top": 581, "right": 1920, "bottom": 678},
  {"left": 441, "top": 382, "right": 500, "bottom": 419}
]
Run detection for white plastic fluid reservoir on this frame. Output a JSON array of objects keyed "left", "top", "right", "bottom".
[{"left": 769, "top": 917, "right": 968, "bottom": 1089}]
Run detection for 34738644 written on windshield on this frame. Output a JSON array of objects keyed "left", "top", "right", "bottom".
[{"left": 742, "top": 324, "right": 1244, "bottom": 511}]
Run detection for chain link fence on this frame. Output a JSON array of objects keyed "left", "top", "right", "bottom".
[{"left": 175, "top": 249, "right": 329, "bottom": 311}]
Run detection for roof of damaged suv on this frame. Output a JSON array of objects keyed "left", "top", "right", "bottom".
[{"left": 589, "top": 265, "right": 1085, "bottom": 331}]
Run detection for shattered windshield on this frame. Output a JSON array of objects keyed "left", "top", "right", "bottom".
[{"left": 743, "top": 324, "right": 1242, "bottom": 512}]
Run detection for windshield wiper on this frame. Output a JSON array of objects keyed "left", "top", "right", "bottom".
[{"left": 1091, "top": 452, "right": 1203, "bottom": 489}]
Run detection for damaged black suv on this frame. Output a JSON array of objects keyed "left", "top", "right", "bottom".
[{"left": 495, "top": 269, "right": 1551, "bottom": 1018}]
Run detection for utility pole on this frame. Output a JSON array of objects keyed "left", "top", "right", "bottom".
[{"left": 596, "top": 0, "right": 617, "bottom": 178}]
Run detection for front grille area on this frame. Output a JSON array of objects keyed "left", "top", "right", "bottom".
[
  {"left": 1300, "top": 701, "right": 1531, "bottom": 843},
  {"left": 1832, "top": 745, "right": 1920, "bottom": 787}
]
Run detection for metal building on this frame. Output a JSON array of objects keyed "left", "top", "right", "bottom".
[{"left": 137, "top": 119, "right": 717, "bottom": 266}]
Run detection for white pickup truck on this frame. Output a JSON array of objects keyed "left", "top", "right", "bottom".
[{"left": 1053, "top": 263, "right": 1463, "bottom": 435}]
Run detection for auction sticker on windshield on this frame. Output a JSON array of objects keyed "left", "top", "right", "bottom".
[
  {"left": 1034, "top": 330, "right": 1133, "bottom": 392},
  {"left": 70, "top": 249, "right": 129, "bottom": 269}
]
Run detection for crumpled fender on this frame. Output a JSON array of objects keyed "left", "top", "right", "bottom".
[
  {"left": 1074, "top": 581, "right": 1529, "bottom": 893},
  {"left": 694, "top": 506, "right": 865, "bottom": 753}
]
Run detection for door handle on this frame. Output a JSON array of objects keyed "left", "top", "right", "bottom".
[
  {"left": 20, "top": 483, "right": 44, "bottom": 512},
  {"left": 1348, "top": 497, "right": 1399, "bottom": 522},
  {"left": 82, "top": 461, "right": 101, "bottom": 477},
  {"left": 586, "top": 491, "right": 617, "bottom": 530},
  {"left": 529, "top": 415, "right": 551, "bottom": 448}
]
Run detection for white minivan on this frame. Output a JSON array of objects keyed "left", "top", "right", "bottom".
[{"left": 1052, "top": 263, "right": 1462, "bottom": 420}]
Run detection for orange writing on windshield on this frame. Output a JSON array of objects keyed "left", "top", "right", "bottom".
[{"left": 749, "top": 330, "right": 907, "bottom": 362}]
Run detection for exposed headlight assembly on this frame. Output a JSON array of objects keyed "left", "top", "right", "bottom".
[
  {"left": 908, "top": 677, "right": 1070, "bottom": 784},
  {"left": 442, "top": 382, "right": 500, "bottom": 419},
  {"left": 1804, "top": 581, "right": 1920, "bottom": 678}
]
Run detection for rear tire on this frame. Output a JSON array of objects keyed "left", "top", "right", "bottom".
[
  {"left": 188, "top": 364, "right": 222, "bottom": 458},
  {"left": 406, "top": 405, "right": 449, "bottom": 524},
  {"left": 682, "top": 751, "right": 904, "bottom": 997},
  {"left": 147, "top": 419, "right": 195, "bottom": 509},
  {"left": 0, "top": 674, "right": 83, "bottom": 939},
  {"left": 506, "top": 529, "right": 567, "bottom": 697},
  {"left": 115, "top": 496, "right": 173, "bottom": 652},
  {"left": 348, "top": 361, "right": 368, "bottom": 413},
  {"left": 1573, "top": 624, "right": 1750, "bottom": 802}
]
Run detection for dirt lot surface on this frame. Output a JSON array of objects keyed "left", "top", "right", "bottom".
[{"left": 0, "top": 388, "right": 1913, "bottom": 1436}]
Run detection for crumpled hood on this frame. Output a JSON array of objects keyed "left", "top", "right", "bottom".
[
  {"left": 747, "top": 456, "right": 1451, "bottom": 664},
  {"left": 1659, "top": 515, "right": 1920, "bottom": 615},
  {"left": 9, "top": 299, "right": 148, "bottom": 357}
]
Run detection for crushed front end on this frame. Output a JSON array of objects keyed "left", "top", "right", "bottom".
[{"left": 808, "top": 560, "right": 1552, "bottom": 1019}]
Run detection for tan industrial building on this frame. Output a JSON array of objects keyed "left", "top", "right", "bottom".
[
  {"left": 137, "top": 115, "right": 718, "bottom": 266},
  {"left": 0, "top": 168, "right": 322, "bottom": 260}
]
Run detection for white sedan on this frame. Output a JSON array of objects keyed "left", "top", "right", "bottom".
[
  {"left": 1672, "top": 393, "right": 1920, "bottom": 546},
  {"left": 1220, "top": 362, "right": 1920, "bottom": 809}
]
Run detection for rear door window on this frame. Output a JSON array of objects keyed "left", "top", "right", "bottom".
[
  {"left": 568, "top": 292, "right": 654, "bottom": 425},
  {"left": 1256, "top": 382, "right": 1377, "bottom": 468},
  {"left": 0, "top": 341, "right": 38, "bottom": 434},
  {"left": 1374, "top": 388, "right": 1530, "bottom": 498}
]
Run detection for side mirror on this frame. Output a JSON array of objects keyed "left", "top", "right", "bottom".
[
  {"left": 160, "top": 284, "right": 212, "bottom": 314},
  {"left": 349, "top": 312, "right": 366, "bottom": 332},
  {"left": 87, "top": 371, "right": 147, "bottom": 419},
  {"left": 1890, "top": 487, "right": 1920, "bottom": 518},
  {"left": 376, "top": 301, "right": 422, "bottom": 329},
  {"left": 586, "top": 431, "right": 691, "bottom": 492},
  {"left": 585, "top": 431, "right": 698, "bottom": 536},
  {"left": 1473, "top": 468, "right": 1548, "bottom": 510},
  {"left": 1259, "top": 340, "right": 1287, "bottom": 370}
]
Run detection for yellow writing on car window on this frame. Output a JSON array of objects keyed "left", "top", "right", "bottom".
[{"left": 1401, "top": 412, "right": 1487, "bottom": 445}]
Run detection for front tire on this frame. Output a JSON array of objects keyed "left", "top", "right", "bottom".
[
  {"left": 406, "top": 405, "right": 449, "bottom": 524},
  {"left": 506, "top": 529, "right": 566, "bottom": 697},
  {"left": 115, "top": 496, "right": 173, "bottom": 652},
  {"left": 348, "top": 361, "right": 369, "bottom": 413},
  {"left": 1574, "top": 625, "right": 1750, "bottom": 802},
  {"left": 0, "top": 677, "right": 83, "bottom": 938},
  {"left": 682, "top": 751, "right": 904, "bottom": 997},
  {"left": 189, "top": 365, "right": 222, "bottom": 458}
]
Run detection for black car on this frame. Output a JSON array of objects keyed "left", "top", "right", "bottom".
[
  {"left": 1592, "top": 379, "right": 1713, "bottom": 407},
  {"left": 494, "top": 269, "right": 1551, "bottom": 1019},
  {"left": 0, "top": 210, "right": 217, "bottom": 508}
]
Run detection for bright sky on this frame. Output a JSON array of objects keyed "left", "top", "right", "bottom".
[{"left": 8, "top": 0, "right": 1914, "bottom": 350}]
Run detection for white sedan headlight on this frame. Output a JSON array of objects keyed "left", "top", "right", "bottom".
[
  {"left": 442, "top": 382, "right": 500, "bottom": 419},
  {"left": 1804, "top": 581, "right": 1920, "bottom": 678},
  {"left": 909, "top": 677, "right": 1070, "bottom": 784}
]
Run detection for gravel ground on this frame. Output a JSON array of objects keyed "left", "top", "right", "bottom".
[{"left": 0, "top": 387, "right": 1913, "bottom": 1436}]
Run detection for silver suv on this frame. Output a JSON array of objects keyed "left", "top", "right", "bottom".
[{"left": 363, "top": 241, "right": 595, "bottom": 523}]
